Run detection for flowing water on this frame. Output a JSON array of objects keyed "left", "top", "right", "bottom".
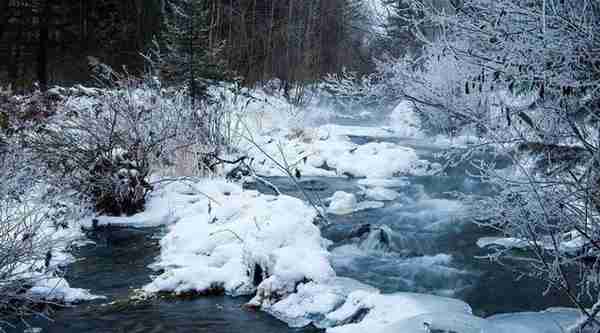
[{"left": 9, "top": 134, "right": 573, "bottom": 332}]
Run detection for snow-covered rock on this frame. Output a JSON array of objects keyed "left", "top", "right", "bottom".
[
  {"left": 327, "top": 191, "right": 384, "bottom": 215},
  {"left": 142, "top": 179, "right": 331, "bottom": 298}
]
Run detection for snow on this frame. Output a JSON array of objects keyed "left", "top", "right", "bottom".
[
  {"left": 2, "top": 188, "right": 103, "bottom": 304},
  {"left": 327, "top": 191, "right": 385, "bottom": 215},
  {"left": 328, "top": 141, "right": 428, "bottom": 178},
  {"left": 28, "top": 277, "right": 105, "bottom": 303},
  {"left": 264, "top": 277, "right": 378, "bottom": 328},
  {"left": 141, "top": 179, "right": 331, "bottom": 298},
  {"left": 230, "top": 99, "right": 434, "bottom": 179},
  {"left": 363, "top": 187, "right": 399, "bottom": 201}
]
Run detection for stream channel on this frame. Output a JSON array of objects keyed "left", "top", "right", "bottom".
[{"left": 11, "top": 133, "right": 573, "bottom": 332}]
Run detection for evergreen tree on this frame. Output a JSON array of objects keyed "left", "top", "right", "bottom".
[{"left": 159, "top": 0, "right": 232, "bottom": 102}]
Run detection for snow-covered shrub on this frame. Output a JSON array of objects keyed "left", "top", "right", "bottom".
[
  {"left": 21, "top": 76, "right": 207, "bottom": 216},
  {"left": 0, "top": 140, "right": 96, "bottom": 328}
]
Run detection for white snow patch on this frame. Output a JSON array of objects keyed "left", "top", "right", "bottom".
[
  {"left": 28, "top": 277, "right": 105, "bottom": 303},
  {"left": 142, "top": 179, "right": 331, "bottom": 298},
  {"left": 327, "top": 191, "right": 384, "bottom": 215}
]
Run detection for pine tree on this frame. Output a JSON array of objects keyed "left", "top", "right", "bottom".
[{"left": 159, "top": 0, "right": 232, "bottom": 102}]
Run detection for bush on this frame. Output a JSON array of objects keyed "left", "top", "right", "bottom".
[{"left": 21, "top": 75, "right": 204, "bottom": 216}]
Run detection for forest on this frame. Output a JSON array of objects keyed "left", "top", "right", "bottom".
[{"left": 1, "top": 0, "right": 600, "bottom": 332}]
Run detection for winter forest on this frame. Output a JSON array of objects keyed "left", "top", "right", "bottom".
[{"left": 1, "top": 0, "right": 600, "bottom": 332}]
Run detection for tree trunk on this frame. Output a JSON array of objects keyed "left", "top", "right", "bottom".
[
  {"left": 0, "top": 0, "right": 9, "bottom": 40},
  {"left": 37, "top": 0, "right": 52, "bottom": 91}
]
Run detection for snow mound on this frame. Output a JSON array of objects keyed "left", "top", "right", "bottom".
[
  {"left": 142, "top": 179, "right": 331, "bottom": 297},
  {"left": 327, "top": 191, "right": 384, "bottom": 215}
]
